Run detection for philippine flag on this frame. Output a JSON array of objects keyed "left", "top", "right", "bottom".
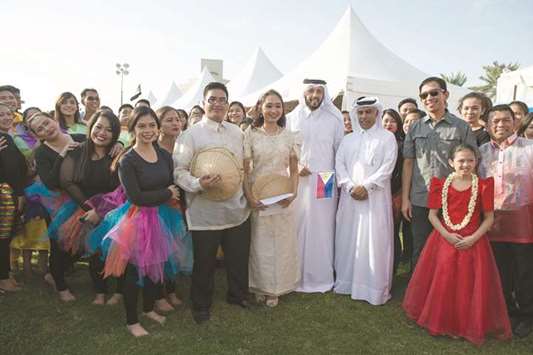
[{"left": 316, "top": 172, "right": 335, "bottom": 199}]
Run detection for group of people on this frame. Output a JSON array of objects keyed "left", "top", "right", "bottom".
[{"left": 0, "top": 77, "right": 531, "bottom": 345}]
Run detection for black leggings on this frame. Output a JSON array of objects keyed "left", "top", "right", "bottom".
[
  {"left": 49, "top": 239, "right": 107, "bottom": 293},
  {"left": 122, "top": 264, "right": 158, "bottom": 325},
  {"left": 0, "top": 238, "right": 10, "bottom": 280}
]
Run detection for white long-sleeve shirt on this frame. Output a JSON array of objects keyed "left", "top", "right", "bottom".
[{"left": 173, "top": 117, "right": 250, "bottom": 230}]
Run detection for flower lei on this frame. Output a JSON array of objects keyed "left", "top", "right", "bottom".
[{"left": 441, "top": 173, "right": 478, "bottom": 231}]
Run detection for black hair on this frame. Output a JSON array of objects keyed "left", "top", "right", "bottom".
[
  {"left": 118, "top": 104, "right": 134, "bottom": 113},
  {"left": 518, "top": 113, "right": 533, "bottom": 137},
  {"left": 54, "top": 92, "right": 82, "bottom": 129},
  {"left": 203, "top": 82, "right": 228, "bottom": 99},
  {"left": 449, "top": 143, "right": 478, "bottom": 162},
  {"left": 0, "top": 85, "right": 18, "bottom": 95},
  {"left": 76, "top": 110, "right": 121, "bottom": 181},
  {"left": 111, "top": 106, "right": 160, "bottom": 171},
  {"left": 397, "top": 98, "right": 418, "bottom": 111},
  {"left": 22, "top": 107, "right": 41, "bottom": 121},
  {"left": 509, "top": 101, "right": 529, "bottom": 116},
  {"left": 487, "top": 104, "right": 515, "bottom": 121},
  {"left": 252, "top": 89, "right": 286, "bottom": 128},
  {"left": 341, "top": 110, "right": 349, "bottom": 115},
  {"left": 189, "top": 105, "right": 205, "bottom": 116},
  {"left": 419, "top": 77, "right": 447, "bottom": 93},
  {"left": 382, "top": 109, "right": 405, "bottom": 141},
  {"left": 80, "top": 88, "right": 98, "bottom": 100},
  {"left": 135, "top": 99, "right": 151, "bottom": 107}
]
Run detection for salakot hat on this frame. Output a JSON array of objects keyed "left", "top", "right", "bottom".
[
  {"left": 252, "top": 174, "right": 292, "bottom": 200},
  {"left": 190, "top": 147, "right": 243, "bottom": 201}
]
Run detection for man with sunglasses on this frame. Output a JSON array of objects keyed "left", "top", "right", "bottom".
[
  {"left": 174, "top": 82, "right": 251, "bottom": 324},
  {"left": 80, "top": 88, "right": 100, "bottom": 123},
  {"left": 401, "top": 77, "right": 476, "bottom": 266}
]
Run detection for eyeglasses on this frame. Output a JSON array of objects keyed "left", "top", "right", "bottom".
[
  {"left": 419, "top": 90, "right": 443, "bottom": 100},
  {"left": 87, "top": 96, "right": 100, "bottom": 101},
  {"left": 207, "top": 97, "right": 228, "bottom": 105}
]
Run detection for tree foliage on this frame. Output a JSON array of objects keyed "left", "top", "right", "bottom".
[
  {"left": 469, "top": 61, "right": 520, "bottom": 99},
  {"left": 440, "top": 72, "right": 467, "bottom": 87}
]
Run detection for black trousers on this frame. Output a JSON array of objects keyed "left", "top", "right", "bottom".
[
  {"left": 491, "top": 242, "right": 533, "bottom": 321},
  {"left": 122, "top": 264, "right": 158, "bottom": 325},
  {"left": 49, "top": 239, "right": 107, "bottom": 293},
  {"left": 190, "top": 218, "right": 251, "bottom": 311},
  {"left": 411, "top": 206, "right": 433, "bottom": 267},
  {"left": 0, "top": 238, "right": 10, "bottom": 280}
]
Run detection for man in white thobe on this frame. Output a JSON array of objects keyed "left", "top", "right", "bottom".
[
  {"left": 287, "top": 79, "right": 344, "bottom": 293},
  {"left": 334, "top": 96, "right": 397, "bottom": 305}
]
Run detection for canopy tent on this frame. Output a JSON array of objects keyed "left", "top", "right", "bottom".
[
  {"left": 496, "top": 65, "right": 533, "bottom": 108},
  {"left": 240, "top": 6, "right": 469, "bottom": 112},
  {"left": 147, "top": 90, "right": 158, "bottom": 107},
  {"left": 228, "top": 47, "right": 283, "bottom": 103},
  {"left": 159, "top": 81, "right": 182, "bottom": 107},
  {"left": 174, "top": 67, "right": 217, "bottom": 111}
]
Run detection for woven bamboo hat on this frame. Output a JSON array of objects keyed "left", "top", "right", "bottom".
[
  {"left": 190, "top": 147, "right": 243, "bottom": 201},
  {"left": 252, "top": 174, "right": 292, "bottom": 200}
]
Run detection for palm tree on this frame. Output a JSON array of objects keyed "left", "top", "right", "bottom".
[
  {"left": 440, "top": 72, "right": 467, "bottom": 87},
  {"left": 469, "top": 61, "right": 520, "bottom": 99}
]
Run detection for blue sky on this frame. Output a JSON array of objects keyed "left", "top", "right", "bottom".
[{"left": 2, "top": 0, "right": 532, "bottom": 110}]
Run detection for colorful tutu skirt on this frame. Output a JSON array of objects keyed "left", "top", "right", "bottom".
[
  {"left": 10, "top": 181, "right": 59, "bottom": 251},
  {"left": 48, "top": 186, "right": 127, "bottom": 256},
  {"left": 99, "top": 200, "right": 190, "bottom": 285},
  {"left": 402, "top": 231, "right": 512, "bottom": 345},
  {"left": 24, "top": 181, "right": 70, "bottom": 219}
]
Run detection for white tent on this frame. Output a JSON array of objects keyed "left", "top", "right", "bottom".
[
  {"left": 496, "top": 65, "right": 533, "bottom": 107},
  {"left": 159, "top": 81, "right": 182, "bottom": 107},
  {"left": 174, "top": 67, "right": 217, "bottom": 111},
  {"left": 228, "top": 47, "right": 283, "bottom": 103},
  {"left": 241, "top": 6, "right": 469, "bottom": 111},
  {"left": 147, "top": 90, "right": 158, "bottom": 107}
]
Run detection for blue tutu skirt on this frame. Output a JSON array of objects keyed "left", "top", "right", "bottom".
[{"left": 99, "top": 201, "right": 191, "bottom": 285}]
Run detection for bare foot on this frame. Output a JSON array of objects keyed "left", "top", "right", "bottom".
[
  {"left": 155, "top": 298, "right": 174, "bottom": 312},
  {"left": 0, "top": 279, "right": 21, "bottom": 292},
  {"left": 106, "top": 293, "right": 122, "bottom": 305},
  {"left": 168, "top": 294, "right": 183, "bottom": 306},
  {"left": 58, "top": 289, "right": 76, "bottom": 302},
  {"left": 9, "top": 277, "right": 22, "bottom": 287},
  {"left": 92, "top": 293, "right": 105, "bottom": 305},
  {"left": 142, "top": 311, "right": 166, "bottom": 325},
  {"left": 44, "top": 273, "right": 56, "bottom": 288},
  {"left": 255, "top": 294, "right": 266, "bottom": 304},
  {"left": 127, "top": 323, "right": 149, "bottom": 337},
  {"left": 265, "top": 296, "right": 279, "bottom": 308}
]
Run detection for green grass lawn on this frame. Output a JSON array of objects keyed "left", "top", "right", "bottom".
[{"left": 2, "top": 264, "right": 532, "bottom": 355}]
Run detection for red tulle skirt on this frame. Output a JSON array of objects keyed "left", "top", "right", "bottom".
[{"left": 402, "top": 230, "right": 512, "bottom": 345}]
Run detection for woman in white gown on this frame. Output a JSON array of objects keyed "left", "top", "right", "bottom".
[{"left": 243, "top": 89, "right": 300, "bottom": 307}]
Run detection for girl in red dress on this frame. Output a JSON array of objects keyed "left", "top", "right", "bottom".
[{"left": 402, "top": 144, "right": 511, "bottom": 345}]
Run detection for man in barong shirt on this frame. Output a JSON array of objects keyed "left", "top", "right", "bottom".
[
  {"left": 333, "top": 97, "right": 397, "bottom": 305},
  {"left": 287, "top": 79, "right": 344, "bottom": 293},
  {"left": 479, "top": 104, "right": 533, "bottom": 338}
]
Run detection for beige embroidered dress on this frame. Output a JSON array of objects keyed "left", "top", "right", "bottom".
[{"left": 244, "top": 127, "right": 301, "bottom": 296}]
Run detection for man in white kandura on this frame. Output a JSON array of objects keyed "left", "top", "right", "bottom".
[
  {"left": 334, "top": 96, "right": 398, "bottom": 305},
  {"left": 287, "top": 79, "right": 344, "bottom": 293}
]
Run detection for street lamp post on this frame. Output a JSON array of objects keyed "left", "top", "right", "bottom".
[{"left": 115, "top": 63, "right": 130, "bottom": 106}]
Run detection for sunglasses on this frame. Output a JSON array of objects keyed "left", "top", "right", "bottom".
[{"left": 419, "top": 89, "right": 443, "bottom": 100}]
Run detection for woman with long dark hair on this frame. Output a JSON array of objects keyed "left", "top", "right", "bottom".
[
  {"left": 47, "top": 110, "right": 124, "bottom": 303},
  {"left": 98, "top": 106, "right": 187, "bottom": 337},
  {"left": 243, "top": 89, "right": 300, "bottom": 307},
  {"left": 54, "top": 92, "right": 87, "bottom": 135}
]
